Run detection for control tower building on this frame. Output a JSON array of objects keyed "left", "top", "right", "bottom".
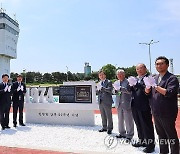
[
  {"left": 0, "top": 8, "right": 19, "bottom": 77},
  {"left": 84, "top": 62, "right": 91, "bottom": 77}
]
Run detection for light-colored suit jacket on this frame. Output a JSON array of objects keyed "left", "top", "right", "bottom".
[
  {"left": 97, "top": 79, "right": 113, "bottom": 106},
  {"left": 115, "top": 79, "right": 132, "bottom": 110}
]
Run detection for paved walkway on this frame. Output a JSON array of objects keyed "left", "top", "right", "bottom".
[
  {"left": 0, "top": 108, "right": 179, "bottom": 154},
  {"left": 0, "top": 146, "right": 75, "bottom": 154},
  {"left": 95, "top": 108, "right": 180, "bottom": 137}
]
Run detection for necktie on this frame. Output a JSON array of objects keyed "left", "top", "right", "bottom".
[
  {"left": 101, "top": 81, "right": 104, "bottom": 86},
  {"left": 120, "top": 81, "right": 122, "bottom": 86},
  {"left": 118, "top": 81, "right": 122, "bottom": 96}
]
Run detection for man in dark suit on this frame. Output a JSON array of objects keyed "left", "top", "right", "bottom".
[
  {"left": 130, "top": 63, "right": 155, "bottom": 153},
  {"left": 145, "top": 56, "right": 179, "bottom": 154},
  {"left": 0, "top": 74, "right": 12, "bottom": 130},
  {"left": 97, "top": 70, "right": 113, "bottom": 134},
  {"left": 12, "top": 74, "right": 26, "bottom": 127}
]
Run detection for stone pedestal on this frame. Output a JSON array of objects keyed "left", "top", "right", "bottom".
[{"left": 25, "top": 81, "right": 99, "bottom": 126}]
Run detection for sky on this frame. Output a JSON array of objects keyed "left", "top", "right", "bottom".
[{"left": 1, "top": 0, "right": 180, "bottom": 74}]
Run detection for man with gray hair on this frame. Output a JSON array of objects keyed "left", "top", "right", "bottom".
[{"left": 113, "top": 69, "right": 134, "bottom": 141}]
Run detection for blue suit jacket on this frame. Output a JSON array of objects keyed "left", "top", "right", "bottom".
[{"left": 97, "top": 79, "right": 113, "bottom": 106}]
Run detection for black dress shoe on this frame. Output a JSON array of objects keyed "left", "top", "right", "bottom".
[
  {"left": 13, "top": 124, "right": 17, "bottom": 127},
  {"left": 20, "top": 123, "right": 26, "bottom": 126},
  {"left": 143, "top": 147, "right": 155, "bottom": 153},
  {"left": 107, "top": 130, "right": 112, "bottom": 134},
  {"left": 98, "top": 128, "right": 107, "bottom": 132},
  {"left": 1, "top": 127, "right": 5, "bottom": 130},
  {"left": 132, "top": 142, "right": 146, "bottom": 147},
  {"left": 5, "top": 126, "right": 10, "bottom": 129},
  {"left": 116, "top": 134, "right": 126, "bottom": 138}
]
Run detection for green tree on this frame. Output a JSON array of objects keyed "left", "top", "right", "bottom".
[
  {"left": 10, "top": 72, "right": 19, "bottom": 82},
  {"left": 59, "top": 73, "right": 67, "bottom": 82},
  {"left": 125, "top": 66, "right": 137, "bottom": 77},
  {"left": 26, "top": 72, "right": 36, "bottom": 83},
  {"left": 84, "top": 76, "right": 92, "bottom": 81},
  {"left": 75, "top": 73, "right": 85, "bottom": 81},
  {"left": 43, "top": 73, "right": 52, "bottom": 83},
  {"left": 67, "top": 71, "right": 74, "bottom": 81},
  {"left": 90, "top": 71, "right": 98, "bottom": 81},
  {"left": 117, "top": 66, "right": 137, "bottom": 78},
  {"left": 101, "top": 64, "right": 116, "bottom": 80},
  {"left": 52, "top": 72, "right": 62, "bottom": 83},
  {"left": 34, "top": 72, "right": 43, "bottom": 83}
]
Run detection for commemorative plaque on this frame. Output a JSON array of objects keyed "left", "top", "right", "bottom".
[
  {"left": 59, "top": 85, "right": 92, "bottom": 103},
  {"left": 75, "top": 85, "right": 91, "bottom": 103},
  {"left": 59, "top": 86, "right": 75, "bottom": 103}
]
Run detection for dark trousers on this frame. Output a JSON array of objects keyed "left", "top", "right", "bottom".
[
  {"left": 154, "top": 115, "right": 179, "bottom": 154},
  {"left": 13, "top": 101, "right": 24, "bottom": 125},
  {"left": 132, "top": 107, "right": 155, "bottom": 148},
  {"left": 0, "top": 103, "right": 11, "bottom": 128},
  {"left": 99, "top": 103, "right": 113, "bottom": 131}
]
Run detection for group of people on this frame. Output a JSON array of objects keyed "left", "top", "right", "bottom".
[
  {"left": 0, "top": 74, "right": 26, "bottom": 130},
  {"left": 97, "top": 56, "right": 179, "bottom": 154},
  {"left": 0, "top": 56, "right": 179, "bottom": 153}
]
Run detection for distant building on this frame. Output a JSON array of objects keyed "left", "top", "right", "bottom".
[
  {"left": 169, "top": 58, "right": 174, "bottom": 74},
  {"left": 176, "top": 75, "right": 180, "bottom": 82},
  {"left": 0, "top": 8, "right": 19, "bottom": 77},
  {"left": 84, "top": 62, "right": 91, "bottom": 77}
]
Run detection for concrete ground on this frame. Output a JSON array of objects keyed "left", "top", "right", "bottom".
[{"left": 0, "top": 108, "right": 179, "bottom": 154}]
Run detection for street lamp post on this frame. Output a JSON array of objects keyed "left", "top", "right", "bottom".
[
  {"left": 115, "top": 64, "right": 117, "bottom": 78},
  {"left": 23, "top": 69, "right": 26, "bottom": 84},
  {"left": 66, "top": 66, "right": 68, "bottom": 81},
  {"left": 139, "top": 40, "right": 159, "bottom": 74}
]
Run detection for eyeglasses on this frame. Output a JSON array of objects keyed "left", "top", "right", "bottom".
[{"left": 155, "top": 62, "right": 166, "bottom": 66}]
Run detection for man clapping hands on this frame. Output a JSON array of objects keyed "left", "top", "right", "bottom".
[{"left": 0, "top": 74, "right": 12, "bottom": 130}]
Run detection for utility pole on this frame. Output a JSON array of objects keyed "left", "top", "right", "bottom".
[
  {"left": 23, "top": 69, "right": 26, "bottom": 84},
  {"left": 66, "top": 66, "right": 68, "bottom": 81},
  {"left": 139, "top": 40, "right": 159, "bottom": 74}
]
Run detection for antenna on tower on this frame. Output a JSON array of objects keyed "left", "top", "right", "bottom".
[
  {"left": 0, "top": 3, "right": 3, "bottom": 13},
  {"left": 13, "top": 13, "right": 16, "bottom": 21},
  {"left": 0, "top": 3, "right": 6, "bottom": 13}
]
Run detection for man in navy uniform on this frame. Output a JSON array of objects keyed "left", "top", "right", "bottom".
[
  {"left": 97, "top": 70, "right": 113, "bottom": 134},
  {"left": 0, "top": 74, "right": 12, "bottom": 130},
  {"left": 145, "top": 56, "right": 179, "bottom": 154},
  {"left": 12, "top": 74, "right": 26, "bottom": 127}
]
